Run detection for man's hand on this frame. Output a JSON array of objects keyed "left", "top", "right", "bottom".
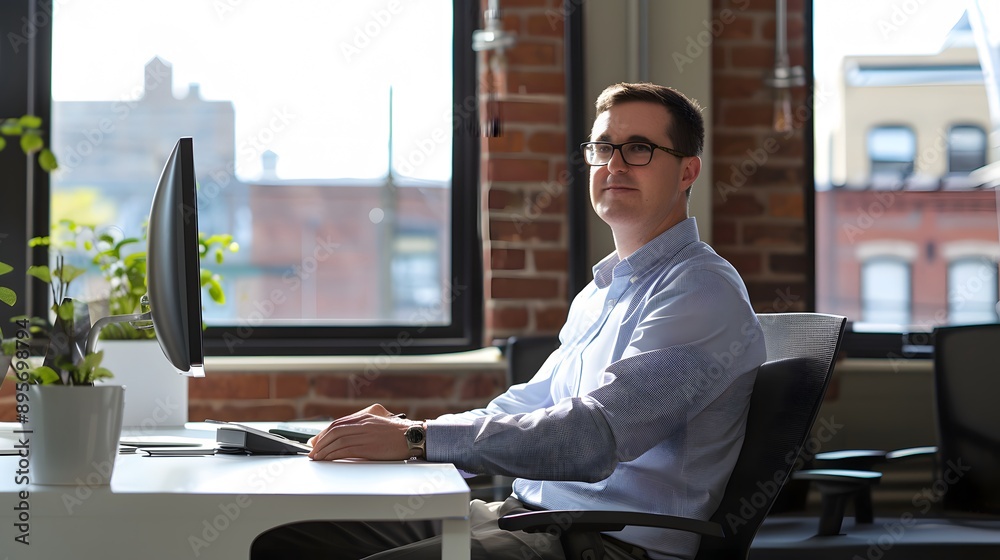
[{"left": 307, "top": 403, "right": 411, "bottom": 461}]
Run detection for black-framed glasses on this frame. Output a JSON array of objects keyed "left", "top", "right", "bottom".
[{"left": 580, "top": 141, "right": 690, "bottom": 166}]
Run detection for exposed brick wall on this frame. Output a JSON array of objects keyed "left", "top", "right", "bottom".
[
  {"left": 482, "top": 0, "right": 570, "bottom": 343},
  {"left": 712, "top": 0, "right": 811, "bottom": 313}
]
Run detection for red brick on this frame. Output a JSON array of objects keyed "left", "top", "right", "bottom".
[
  {"left": 507, "top": 41, "right": 559, "bottom": 67},
  {"left": 714, "top": 193, "right": 765, "bottom": 216},
  {"left": 492, "top": 248, "right": 527, "bottom": 270},
  {"left": 191, "top": 403, "right": 297, "bottom": 422},
  {"left": 302, "top": 403, "right": 365, "bottom": 421},
  {"left": 527, "top": 131, "right": 566, "bottom": 154},
  {"left": 769, "top": 192, "right": 804, "bottom": 219},
  {"left": 528, "top": 189, "right": 567, "bottom": 215},
  {"left": 761, "top": 16, "right": 804, "bottom": 43},
  {"left": 714, "top": 76, "right": 765, "bottom": 100},
  {"left": 460, "top": 371, "right": 506, "bottom": 399},
  {"left": 413, "top": 405, "right": 465, "bottom": 419},
  {"left": 713, "top": 133, "right": 762, "bottom": 158},
  {"left": 486, "top": 130, "right": 525, "bottom": 153},
  {"left": 533, "top": 249, "right": 568, "bottom": 271},
  {"left": 536, "top": 306, "right": 568, "bottom": 331},
  {"left": 488, "top": 188, "right": 513, "bottom": 210},
  {"left": 274, "top": 374, "right": 310, "bottom": 398},
  {"left": 488, "top": 159, "right": 549, "bottom": 182},
  {"left": 720, "top": 101, "right": 777, "bottom": 128},
  {"left": 314, "top": 376, "right": 352, "bottom": 398},
  {"left": 490, "top": 219, "right": 562, "bottom": 242},
  {"left": 0, "top": 398, "right": 14, "bottom": 422},
  {"left": 713, "top": 220, "right": 738, "bottom": 245},
  {"left": 747, "top": 281, "right": 811, "bottom": 312},
  {"left": 491, "top": 305, "right": 529, "bottom": 330},
  {"left": 722, "top": 252, "right": 763, "bottom": 276},
  {"left": 716, "top": 15, "right": 755, "bottom": 40},
  {"left": 188, "top": 374, "right": 270, "bottom": 399},
  {"left": 525, "top": 13, "right": 563, "bottom": 38},
  {"left": 492, "top": 277, "right": 560, "bottom": 299},
  {"left": 507, "top": 71, "right": 565, "bottom": 95},
  {"left": 499, "top": 101, "right": 563, "bottom": 125},
  {"left": 730, "top": 45, "right": 775, "bottom": 69},
  {"left": 769, "top": 253, "right": 809, "bottom": 275},
  {"left": 743, "top": 223, "right": 805, "bottom": 246},
  {"left": 353, "top": 373, "right": 456, "bottom": 400}
]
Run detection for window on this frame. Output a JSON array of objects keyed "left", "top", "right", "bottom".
[
  {"left": 813, "top": 1, "right": 1000, "bottom": 356},
  {"left": 860, "top": 257, "right": 911, "bottom": 327},
  {"left": 947, "top": 124, "right": 987, "bottom": 174},
  {"left": 868, "top": 125, "right": 915, "bottom": 182},
  {"left": 0, "top": 1, "right": 483, "bottom": 355},
  {"left": 948, "top": 257, "right": 999, "bottom": 324}
]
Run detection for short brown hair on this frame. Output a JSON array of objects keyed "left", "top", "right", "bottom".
[{"left": 595, "top": 83, "right": 704, "bottom": 157}]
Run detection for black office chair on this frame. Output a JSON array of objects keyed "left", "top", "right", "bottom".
[
  {"left": 498, "top": 312, "right": 847, "bottom": 560},
  {"left": 753, "top": 322, "right": 1000, "bottom": 559}
]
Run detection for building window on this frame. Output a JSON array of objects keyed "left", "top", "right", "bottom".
[
  {"left": 0, "top": 0, "right": 483, "bottom": 355},
  {"left": 868, "top": 125, "right": 916, "bottom": 181},
  {"left": 861, "top": 257, "right": 911, "bottom": 327},
  {"left": 948, "top": 257, "right": 999, "bottom": 324},
  {"left": 947, "top": 124, "right": 987, "bottom": 174}
]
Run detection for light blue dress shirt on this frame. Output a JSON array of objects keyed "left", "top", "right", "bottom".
[{"left": 428, "top": 218, "right": 766, "bottom": 560}]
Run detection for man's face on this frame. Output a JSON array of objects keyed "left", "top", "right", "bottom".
[{"left": 588, "top": 101, "right": 700, "bottom": 250}]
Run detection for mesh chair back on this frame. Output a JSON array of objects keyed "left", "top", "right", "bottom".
[
  {"left": 932, "top": 323, "right": 1000, "bottom": 515},
  {"left": 697, "top": 312, "right": 846, "bottom": 560}
]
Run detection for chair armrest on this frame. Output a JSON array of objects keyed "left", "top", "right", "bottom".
[
  {"left": 885, "top": 446, "right": 936, "bottom": 461},
  {"left": 791, "top": 469, "right": 882, "bottom": 536},
  {"left": 813, "top": 449, "right": 888, "bottom": 470},
  {"left": 498, "top": 509, "right": 724, "bottom": 539}
]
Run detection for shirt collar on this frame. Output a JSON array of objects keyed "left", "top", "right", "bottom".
[{"left": 592, "top": 218, "right": 701, "bottom": 288}]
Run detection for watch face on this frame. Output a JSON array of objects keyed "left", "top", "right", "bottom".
[{"left": 405, "top": 426, "right": 425, "bottom": 444}]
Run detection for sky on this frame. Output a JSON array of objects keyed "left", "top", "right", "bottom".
[{"left": 51, "top": 0, "right": 454, "bottom": 182}]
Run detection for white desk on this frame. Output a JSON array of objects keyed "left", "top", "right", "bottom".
[{"left": 0, "top": 426, "right": 471, "bottom": 559}]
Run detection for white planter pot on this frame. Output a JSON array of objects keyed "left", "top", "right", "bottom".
[
  {"left": 95, "top": 339, "right": 189, "bottom": 431},
  {"left": 26, "top": 384, "right": 125, "bottom": 486}
]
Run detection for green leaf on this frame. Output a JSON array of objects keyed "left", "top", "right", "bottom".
[
  {"left": 32, "top": 366, "right": 61, "bottom": 385},
  {"left": 18, "top": 115, "right": 42, "bottom": 129},
  {"left": 215, "top": 248, "right": 224, "bottom": 264},
  {"left": 0, "top": 287, "right": 15, "bottom": 307},
  {"left": 0, "top": 121, "right": 23, "bottom": 135},
  {"left": 57, "top": 263, "right": 87, "bottom": 284},
  {"left": 28, "top": 236, "right": 50, "bottom": 247},
  {"left": 0, "top": 136, "right": 6, "bottom": 151},
  {"left": 0, "top": 262, "right": 12, "bottom": 276},
  {"left": 207, "top": 277, "right": 225, "bottom": 304},
  {"left": 57, "top": 299, "right": 75, "bottom": 321},
  {"left": 82, "top": 350, "right": 104, "bottom": 371},
  {"left": 20, "top": 133, "right": 43, "bottom": 154},
  {"left": 26, "top": 265, "right": 51, "bottom": 284},
  {"left": 38, "top": 148, "right": 58, "bottom": 172},
  {"left": 90, "top": 367, "right": 114, "bottom": 382}
]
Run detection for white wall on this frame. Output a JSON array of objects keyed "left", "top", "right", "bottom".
[{"left": 583, "top": 0, "right": 713, "bottom": 270}]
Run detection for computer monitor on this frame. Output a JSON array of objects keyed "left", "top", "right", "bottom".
[{"left": 86, "top": 137, "right": 205, "bottom": 377}]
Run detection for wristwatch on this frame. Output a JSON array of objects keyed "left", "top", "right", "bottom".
[{"left": 404, "top": 423, "right": 426, "bottom": 459}]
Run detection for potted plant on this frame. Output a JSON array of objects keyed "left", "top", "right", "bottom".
[
  {"left": 4, "top": 241, "right": 125, "bottom": 486},
  {"left": 27, "top": 219, "right": 237, "bottom": 430}
]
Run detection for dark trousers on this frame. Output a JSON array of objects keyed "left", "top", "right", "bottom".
[{"left": 251, "top": 497, "right": 646, "bottom": 559}]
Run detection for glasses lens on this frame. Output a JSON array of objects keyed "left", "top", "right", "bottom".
[
  {"left": 621, "top": 143, "right": 653, "bottom": 165},
  {"left": 583, "top": 143, "right": 612, "bottom": 165}
]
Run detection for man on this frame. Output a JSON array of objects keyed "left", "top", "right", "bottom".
[{"left": 252, "top": 83, "right": 766, "bottom": 560}]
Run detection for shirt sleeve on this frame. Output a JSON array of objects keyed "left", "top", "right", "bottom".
[{"left": 427, "top": 268, "right": 765, "bottom": 481}]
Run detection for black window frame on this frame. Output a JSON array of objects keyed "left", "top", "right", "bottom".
[{"left": 0, "top": 0, "right": 484, "bottom": 356}]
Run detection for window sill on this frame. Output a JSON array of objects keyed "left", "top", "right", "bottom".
[{"left": 203, "top": 346, "right": 503, "bottom": 373}]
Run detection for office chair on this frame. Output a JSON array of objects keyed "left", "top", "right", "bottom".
[
  {"left": 752, "top": 322, "right": 1000, "bottom": 559},
  {"left": 790, "top": 322, "right": 1000, "bottom": 535},
  {"left": 498, "top": 312, "right": 847, "bottom": 560}
]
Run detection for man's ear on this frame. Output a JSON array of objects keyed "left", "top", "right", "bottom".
[{"left": 681, "top": 156, "right": 702, "bottom": 189}]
